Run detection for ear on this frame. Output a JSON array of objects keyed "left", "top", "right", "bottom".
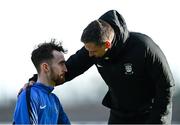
[
  {"left": 105, "top": 41, "right": 111, "bottom": 49},
  {"left": 41, "top": 63, "right": 49, "bottom": 72}
]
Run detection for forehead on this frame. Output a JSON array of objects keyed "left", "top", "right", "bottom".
[
  {"left": 84, "top": 42, "right": 101, "bottom": 50},
  {"left": 52, "top": 50, "right": 65, "bottom": 60}
]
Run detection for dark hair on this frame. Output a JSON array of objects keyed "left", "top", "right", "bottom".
[
  {"left": 81, "top": 19, "right": 114, "bottom": 45},
  {"left": 31, "top": 39, "right": 67, "bottom": 73}
]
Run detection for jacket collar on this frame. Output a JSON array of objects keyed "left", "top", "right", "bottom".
[{"left": 33, "top": 82, "right": 54, "bottom": 94}]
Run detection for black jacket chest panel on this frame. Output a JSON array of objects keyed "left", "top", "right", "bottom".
[{"left": 96, "top": 52, "right": 146, "bottom": 88}]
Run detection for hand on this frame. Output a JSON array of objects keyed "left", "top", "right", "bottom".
[{"left": 17, "top": 80, "right": 35, "bottom": 97}]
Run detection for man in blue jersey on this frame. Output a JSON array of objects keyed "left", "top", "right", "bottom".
[{"left": 13, "top": 39, "right": 70, "bottom": 124}]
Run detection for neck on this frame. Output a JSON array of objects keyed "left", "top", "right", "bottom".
[{"left": 37, "top": 74, "right": 55, "bottom": 87}]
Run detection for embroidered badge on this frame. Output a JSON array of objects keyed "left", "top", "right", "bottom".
[{"left": 124, "top": 63, "right": 134, "bottom": 75}]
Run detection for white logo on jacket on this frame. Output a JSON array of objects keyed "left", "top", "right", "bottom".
[
  {"left": 124, "top": 63, "right": 134, "bottom": 75},
  {"left": 40, "top": 105, "right": 46, "bottom": 109}
]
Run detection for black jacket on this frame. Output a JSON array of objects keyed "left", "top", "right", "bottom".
[{"left": 64, "top": 10, "right": 175, "bottom": 124}]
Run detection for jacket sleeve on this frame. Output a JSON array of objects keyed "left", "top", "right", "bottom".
[
  {"left": 13, "top": 91, "right": 31, "bottom": 124},
  {"left": 64, "top": 46, "right": 95, "bottom": 82},
  {"left": 56, "top": 98, "right": 70, "bottom": 124},
  {"left": 58, "top": 105, "right": 70, "bottom": 124},
  {"left": 13, "top": 89, "right": 38, "bottom": 124},
  {"left": 145, "top": 44, "right": 175, "bottom": 124}
]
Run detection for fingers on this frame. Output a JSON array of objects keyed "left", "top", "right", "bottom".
[
  {"left": 17, "top": 81, "right": 35, "bottom": 97},
  {"left": 23, "top": 83, "right": 29, "bottom": 90},
  {"left": 29, "top": 80, "right": 35, "bottom": 86}
]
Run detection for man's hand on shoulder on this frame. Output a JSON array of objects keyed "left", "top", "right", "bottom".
[{"left": 17, "top": 74, "right": 37, "bottom": 96}]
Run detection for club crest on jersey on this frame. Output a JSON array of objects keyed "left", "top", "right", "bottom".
[{"left": 124, "top": 63, "right": 134, "bottom": 75}]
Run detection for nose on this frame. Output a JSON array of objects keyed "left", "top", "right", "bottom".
[{"left": 63, "top": 64, "right": 68, "bottom": 72}]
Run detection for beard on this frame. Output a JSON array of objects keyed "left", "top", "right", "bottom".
[
  {"left": 55, "top": 74, "right": 65, "bottom": 84},
  {"left": 50, "top": 68, "right": 65, "bottom": 85}
]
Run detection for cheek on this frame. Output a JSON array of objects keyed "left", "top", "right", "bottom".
[
  {"left": 51, "top": 66, "right": 59, "bottom": 73},
  {"left": 55, "top": 66, "right": 63, "bottom": 73}
]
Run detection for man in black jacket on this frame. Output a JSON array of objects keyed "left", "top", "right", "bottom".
[{"left": 29, "top": 10, "right": 175, "bottom": 124}]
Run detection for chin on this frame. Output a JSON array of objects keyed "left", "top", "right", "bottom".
[{"left": 55, "top": 78, "right": 65, "bottom": 85}]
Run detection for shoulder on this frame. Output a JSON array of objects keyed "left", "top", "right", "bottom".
[
  {"left": 51, "top": 93, "right": 61, "bottom": 102},
  {"left": 25, "top": 86, "right": 40, "bottom": 103},
  {"left": 129, "top": 32, "right": 160, "bottom": 50},
  {"left": 29, "top": 86, "right": 39, "bottom": 95},
  {"left": 129, "top": 32, "right": 154, "bottom": 44},
  {"left": 16, "top": 89, "right": 29, "bottom": 108},
  {"left": 17, "top": 86, "right": 39, "bottom": 102},
  {"left": 18, "top": 90, "right": 27, "bottom": 100},
  {"left": 130, "top": 32, "right": 152, "bottom": 40}
]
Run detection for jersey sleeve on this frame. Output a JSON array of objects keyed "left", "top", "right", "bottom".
[
  {"left": 13, "top": 88, "right": 39, "bottom": 124},
  {"left": 13, "top": 90, "right": 31, "bottom": 124}
]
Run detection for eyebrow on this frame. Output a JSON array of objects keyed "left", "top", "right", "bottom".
[{"left": 59, "top": 60, "right": 66, "bottom": 64}]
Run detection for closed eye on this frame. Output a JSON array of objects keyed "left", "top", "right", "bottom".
[{"left": 58, "top": 60, "right": 65, "bottom": 65}]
